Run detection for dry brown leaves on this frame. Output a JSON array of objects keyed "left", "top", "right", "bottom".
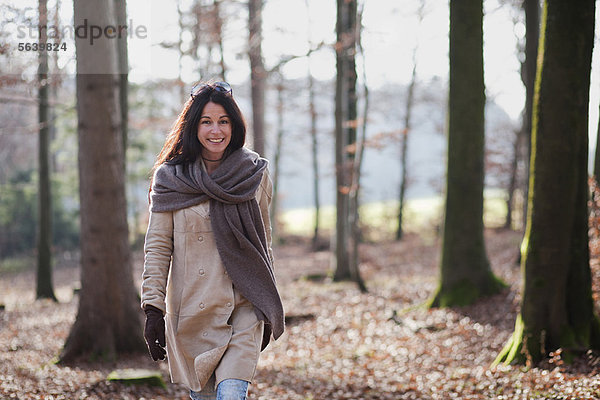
[{"left": 1, "top": 228, "right": 600, "bottom": 399}]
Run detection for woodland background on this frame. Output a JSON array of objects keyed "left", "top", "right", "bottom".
[{"left": 2, "top": 0, "right": 600, "bottom": 399}]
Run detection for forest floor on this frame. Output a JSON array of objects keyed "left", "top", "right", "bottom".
[{"left": 1, "top": 228, "right": 600, "bottom": 399}]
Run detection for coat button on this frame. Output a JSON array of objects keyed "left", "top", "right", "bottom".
[
  {"left": 198, "top": 235, "right": 204, "bottom": 242},
  {"left": 226, "top": 302, "right": 232, "bottom": 307},
  {"left": 199, "top": 302, "right": 205, "bottom": 309},
  {"left": 199, "top": 268, "right": 205, "bottom": 276},
  {"left": 202, "top": 332, "right": 208, "bottom": 337}
]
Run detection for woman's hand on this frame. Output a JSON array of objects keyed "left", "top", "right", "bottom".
[{"left": 143, "top": 305, "right": 166, "bottom": 361}]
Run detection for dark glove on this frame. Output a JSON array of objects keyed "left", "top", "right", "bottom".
[{"left": 144, "top": 305, "right": 166, "bottom": 361}]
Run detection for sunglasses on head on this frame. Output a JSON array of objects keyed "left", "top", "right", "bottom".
[{"left": 190, "top": 81, "right": 233, "bottom": 99}]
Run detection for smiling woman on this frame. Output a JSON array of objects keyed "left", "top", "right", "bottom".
[
  {"left": 141, "top": 81, "right": 284, "bottom": 400},
  {"left": 197, "top": 102, "right": 232, "bottom": 171}
]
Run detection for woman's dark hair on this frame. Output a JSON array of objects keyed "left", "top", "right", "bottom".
[{"left": 152, "top": 82, "right": 246, "bottom": 174}]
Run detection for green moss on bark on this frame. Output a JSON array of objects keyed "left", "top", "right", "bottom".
[
  {"left": 430, "top": 273, "right": 505, "bottom": 308},
  {"left": 107, "top": 369, "right": 167, "bottom": 389},
  {"left": 434, "top": 0, "right": 505, "bottom": 309},
  {"left": 493, "top": 314, "right": 526, "bottom": 367}
]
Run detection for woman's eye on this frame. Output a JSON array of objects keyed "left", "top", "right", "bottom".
[
  {"left": 201, "top": 120, "right": 211, "bottom": 124},
  {"left": 220, "top": 119, "right": 230, "bottom": 125}
]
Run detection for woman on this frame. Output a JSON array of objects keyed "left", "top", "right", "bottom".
[{"left": 141, "top": 81, "right": 285, "bottom": 400}]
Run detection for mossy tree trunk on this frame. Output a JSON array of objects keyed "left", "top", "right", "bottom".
[
  {"left": 495, "top": 0, "right": 600, "bottom": 366},
  {"left": 430, "top": 0, "right": 504, "bottom": 308},
  {"left": 61, "top": 0, "right": 144, "bottom": 362},
  {"left": 507, "top": 0, "right": 539, "bottom": 230},
  {"left": 520, "top": 0, "right": 540, "bottom": 229}
]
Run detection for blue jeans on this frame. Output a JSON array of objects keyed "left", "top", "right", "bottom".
[{"left": 190, "top": 379, "right": 249, "bottom": 400}]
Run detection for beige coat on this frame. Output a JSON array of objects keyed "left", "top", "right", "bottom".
[{"left": 141, "top": 169, "right": 273, "bottom": 392}]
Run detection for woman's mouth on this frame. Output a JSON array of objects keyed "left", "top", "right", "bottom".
[{"left": 207, "top": 138, "right": 225, "bottom": 143}]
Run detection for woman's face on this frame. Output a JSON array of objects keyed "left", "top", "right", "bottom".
[{"left": 197, "top": 101, "right": 232, "bottom": 160}]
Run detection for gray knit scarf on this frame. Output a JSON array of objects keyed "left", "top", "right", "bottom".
[{"left": 150, "top": 147, "right": 284, "bottom": 349}]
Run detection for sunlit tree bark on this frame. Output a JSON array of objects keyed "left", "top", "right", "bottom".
[
  {"left": 504, "top": 127, "right": 519, "bottom": 229},
  {"left": 519, "top": 0, "right": 540, "bottom": 228},
  {"left": 506, "top": 0, "right": 540, "bottom": 230}
]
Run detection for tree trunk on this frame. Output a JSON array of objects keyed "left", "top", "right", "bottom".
[
  {"left": 177, "top": 1, "right": 186, "bottom": 103},
  {"left": 595, "top": 100, "right": 600, "bottom": 184},
  {"left": 396, "top": 51, "right": 417, "bottom": 241},
  {"left": 348, "top": 5, "right": 368, "bottom": 294},
  {"left": 114, "top": 0, "right": 128, "bottom": 168},
  {"left": 248, "top": 0, "right": 265, "bottom": 156},
  {"left": 504, "top": 128, "right": 520, "bottom": 229},
  {"left": 305, "top": 0, "right": 321, "bottom": 250},
  {"left": 521, "top": 0, "right": 540, "bottom": 229},
  {"left": 61, "top": 0, "right": 144, "bottom": 362},
  {"left": 191, "top": 0, "right": 207, "bottom": 79},
  {"left": 430, "top": 0, "right": 504, "bottom": 308},
  {"left": 396, "top": 0, "right": 424, "bottom": 241},
  {"left": 333, "top": 0, "right": 361, "bottom": 287},
  {"left": 36, "top": 0, "right": 57, "bottom": 301},
  {"left": 495, "top": 0, "right": 600, "bottom": 366},
  {"left": 271, "top": 79, "right": 284, "bottom": 244},
  {"left": 308, "top": 69, "right": 321, "bottom": 249},
  {"left": 214, "top": 0, "right": 227, "bottom": 81}
]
